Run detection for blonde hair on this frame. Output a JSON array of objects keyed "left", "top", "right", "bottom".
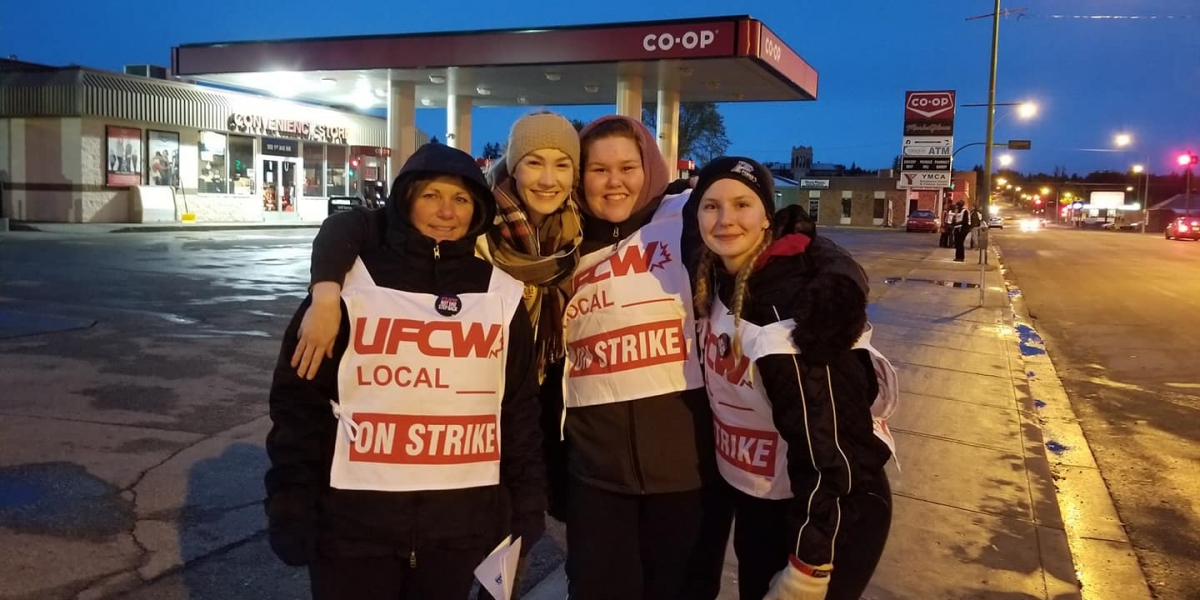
[{"left": 693, "top": 231, "right": 774, "bottom": 359}]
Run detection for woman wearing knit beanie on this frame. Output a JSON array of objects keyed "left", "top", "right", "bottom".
[
  {"left": 556, "top": 115, "right": 731, "bottom": 600},
  {"left": 296, "top": 109, "right": 582, "bottom": 381},
  {"left": 691, "top": 156, "right": 895, "bottom": 600}
]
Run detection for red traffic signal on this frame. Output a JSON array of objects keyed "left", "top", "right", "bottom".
[{"left": 1178, "top": 152, "right": 1198, "bottom": 167}]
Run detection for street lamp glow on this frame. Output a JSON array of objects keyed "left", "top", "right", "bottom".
[
  {"left": 1015, "top": 186, "right": 1022, "bottom": 192},
  {"left": 1040, "top": 187, "right": 1050, "bottom": 195},
  {"left": 997, "top": 178, "right": 1008, "bottom": 186},
  {"left": 1114, "top": 133, "right": 1132, "bottom": 147},
  {"left": 1126, "top": 186, "right": 1134, "bottom": 192},
  {"left": 1006, "top": 184, "right": 1013, "bottom": 189},
  {"left": 1132, "top": 164, "right": 1145, "bottom": 174},
  {"left": 998, "top": 154, "right": 1014, "bottom": 167},
  {"left": 1017, "top": 102, "right": 1038, "bottom": 119}
]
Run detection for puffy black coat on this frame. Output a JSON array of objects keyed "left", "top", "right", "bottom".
[
  {"left": 265, "top": 143, "right": 544, "bottom": 566},
  {"left": 708, "top": 221, "right": 891, "bottom": 567}
]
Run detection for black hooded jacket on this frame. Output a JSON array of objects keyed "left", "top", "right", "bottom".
[
  {"left": 564, "top": 195, "right": 720, "bottom": 495},
  {"left": 707, "top": 221, "right": 891, "bottom": 567},
  {"left": 264, "top": 143, "right": 544, "bottom": 565}
]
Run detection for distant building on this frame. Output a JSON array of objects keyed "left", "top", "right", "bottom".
[
  {"left": 1146, "top": 193, "right": 1200, "bottom": 231},
  {"left": 790, "top": 145, "right": 813, "bottom": 179}
]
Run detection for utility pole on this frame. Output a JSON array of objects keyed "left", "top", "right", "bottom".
[{"left": 978, "top": 0, "right": 1002, "bottom": 306}]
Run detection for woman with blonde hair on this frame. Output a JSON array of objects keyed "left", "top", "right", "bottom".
[{"left": 690, "top": 156, "right": 895, "bottom": 600}]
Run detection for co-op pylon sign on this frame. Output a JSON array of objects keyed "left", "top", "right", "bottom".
[{"left": 899, "top": 90, "right": 955, "bottom": 190}]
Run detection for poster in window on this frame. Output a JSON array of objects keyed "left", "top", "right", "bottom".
[
  {"left": 146, "top": 130, "right": 180, "bottom": 188},
  {"left": 105, "top": 126, "right": 143, "bottom": 186}
]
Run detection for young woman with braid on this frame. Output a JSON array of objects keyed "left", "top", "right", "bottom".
[{"left": 690, "top": 156, "right": 896, "bottom": 600}]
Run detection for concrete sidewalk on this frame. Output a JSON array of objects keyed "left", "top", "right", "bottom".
[{"left": 526, "top": 245, "right": 1151, "bottom": 600}]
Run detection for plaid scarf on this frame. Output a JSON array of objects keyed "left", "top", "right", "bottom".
[{"left": 486, "top": 173, "right": 582, "bottom": 379}]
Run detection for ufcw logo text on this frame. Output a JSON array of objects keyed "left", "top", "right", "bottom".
[
  {"left": 354, "top": 318, "right": 503, "bottom": 359},
  {"left": 574, "top": 241, "right": 673, "bottom": 289}
]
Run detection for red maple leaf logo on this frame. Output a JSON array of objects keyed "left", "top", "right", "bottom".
[{"left": 650, "top": 242, "right": 673, "bottom": 272}]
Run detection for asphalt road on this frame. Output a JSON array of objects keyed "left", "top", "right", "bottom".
[{"left": 995, "top": 225, "right": 1200, "bottom": 600}]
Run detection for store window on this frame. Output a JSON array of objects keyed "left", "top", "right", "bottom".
[
  {"left": 198, "top": 131, "right": 227, "bottom": 194},
  {"left": 326, "top": 146, "right": 347, "bottom": 197},
  {"left": 229, "top": 135, "right": 255, "bottom": 196},
  {"left": 303, "top": 143, "right": 325, "bottom": 197}
]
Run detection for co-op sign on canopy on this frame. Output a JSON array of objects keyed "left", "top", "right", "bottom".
[{"left": 642, "top": 29, "right": 717, "bottom": 52}]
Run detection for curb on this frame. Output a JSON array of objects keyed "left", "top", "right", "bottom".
[{"left": 993, "top": 244, "right": 1154, "bottom": 600}]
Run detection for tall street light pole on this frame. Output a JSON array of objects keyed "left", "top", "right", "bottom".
[
  {"left": 977, "top": 0, "right": 1002, "bottom": 306},
  {"left": 1132, "top": 164, "right": 1149, "bottom": 233}
]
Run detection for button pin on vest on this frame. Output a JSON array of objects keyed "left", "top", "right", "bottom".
[{"left": 435, "top": 294, "right": 462, "bottom": 317}]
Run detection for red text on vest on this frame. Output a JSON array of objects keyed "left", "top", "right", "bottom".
[
  {"left": 573, "top": 241, "right": 673, "bottom": 289},
  {"left": 348, "top": 413, "right": 500, "bottom": 465},
  {"left": 354, "top": 318, "right": 503, "bottom": 359},
  {"left": 567, "top": 319, "right": 686, "bottom": 376},
  {"left": 713, "top": 414, "right": 777, "bottom": 476}
]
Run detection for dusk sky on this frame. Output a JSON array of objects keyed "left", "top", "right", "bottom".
[{"left": 3, "top": 0, "right": 1197, "bottom": 176}]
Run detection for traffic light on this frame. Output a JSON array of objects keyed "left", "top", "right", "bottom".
[
  {"left": 349, "top": 158, "right": 359, "bottom": 178},
  {"left": 1178, "top": 152, "right": 1198, "bottom": 167}
]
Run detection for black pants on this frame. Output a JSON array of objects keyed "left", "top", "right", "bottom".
[
  {"left": 954, "top": 227, "right": 969, "bottom": 260},
  {"left": 309, "top": 545, "right": 490, "bottom": 600},
  {"left": 731, "top": 470, "right": 892, "bottom": 600},
  {"left": 564, "top": 478, "right": 732, "bottom": 600},
  {"left": 939, "top": 228, "right": 952, "bottom": 248}
]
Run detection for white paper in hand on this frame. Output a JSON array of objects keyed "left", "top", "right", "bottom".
[{"left": 474, "top": 535, "right": 522, "bottom": 600}]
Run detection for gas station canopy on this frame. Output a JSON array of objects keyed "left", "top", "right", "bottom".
[{"left": 171, "top": 16, "right": 818, "bottom": 110}]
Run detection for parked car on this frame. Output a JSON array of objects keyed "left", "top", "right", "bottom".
[
  {"left": 1165, "top": 216, "right": 1200, "bottom": 241},
  {"left": 905, "top": 210, "right": 939, "bottom": 232},
  {"left": 987, "top": 216, "right": 1004, "bottom": 229}
]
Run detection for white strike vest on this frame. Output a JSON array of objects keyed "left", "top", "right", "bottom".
[
  {"left": 329, "top": 258, "right": 524, "bottom": 492},
  {"left": 704, "top": 297, "right": 900, "bottom": 500},
  {"left": 563, "top": 193, "right": 703, "bottom": 408}
]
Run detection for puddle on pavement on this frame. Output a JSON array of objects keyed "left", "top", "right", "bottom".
[
  {"left": 883, "top": 277, "right": 980, "bottom": 289},
  {"left": 0, "top": 462, "right": 133, "bottom": 540}
]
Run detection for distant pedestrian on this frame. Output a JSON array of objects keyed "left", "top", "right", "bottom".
[
  {"left": 969, "top": 207, "right": 984, "bottom": 249},
  {"left": 939, "top": 206, "right": 954, "bottom": 248},
  {"left": 952, "top": 201, "right": 969, "bottom": 262}
]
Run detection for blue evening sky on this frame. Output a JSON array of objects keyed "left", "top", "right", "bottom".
[{"left": 2, "top": 0, "right": 1197, "bottom": 175}]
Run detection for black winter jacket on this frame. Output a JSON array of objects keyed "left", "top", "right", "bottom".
[
  {"left": 565, "top": 195, "right": 719, "bottom": 495},
  {"left": 265, "top": 144, "right": 544, "bottom": 566},
  {"left": 708, "top": 226, "right": 891, "bottom": 567}
]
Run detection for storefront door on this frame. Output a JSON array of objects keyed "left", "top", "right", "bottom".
[{"left": 261, "top": 158, "right": 299, "bottom": 213}]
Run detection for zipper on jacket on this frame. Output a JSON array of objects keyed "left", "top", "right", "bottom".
[
  {"left": 433, "top": 244, "right": 441, "bottom": 260},
  {"left": 611, "top": 225, "right": 620, "bottom": 249},
  {"left": 409, "top": 529, "right": 418, "bottom": 568},
  {"left": 627, "top": 403, "right": 647, "bottom": 493}
]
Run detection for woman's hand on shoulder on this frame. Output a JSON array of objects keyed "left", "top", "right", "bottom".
[{"left": 291, "top": 282, "right": 343, "bottom": 380}]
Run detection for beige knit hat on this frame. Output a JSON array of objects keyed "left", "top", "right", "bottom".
[{"left": 505, "top": 111, "right": 581, "bottom": 177}]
